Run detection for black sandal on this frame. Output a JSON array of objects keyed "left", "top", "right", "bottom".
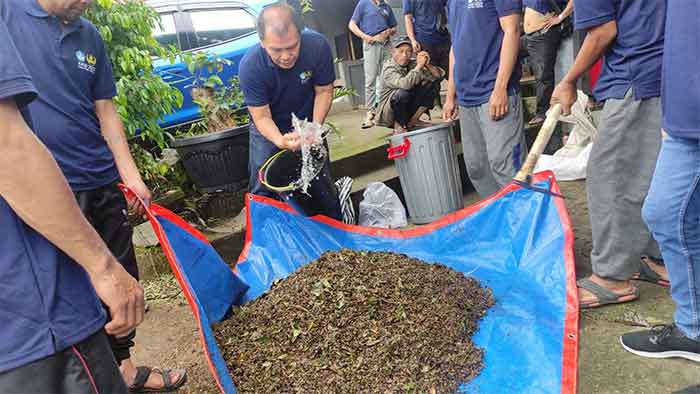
[
  {"left": 128, "top": 366, "right": 187, "bottom": 393},
  {"left": 631, "top": 256, "right": 670, "bottom": 288}
]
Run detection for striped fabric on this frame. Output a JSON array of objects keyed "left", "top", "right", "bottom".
[{"left": 334, "top": 176, "right": 356, "bottom": 225}]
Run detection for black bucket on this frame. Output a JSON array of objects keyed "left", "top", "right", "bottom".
[{"left": 259, "top": 149, "right": 342, "bottom": 220}]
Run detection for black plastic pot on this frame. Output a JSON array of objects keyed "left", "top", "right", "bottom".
[
  {"left": 259, "top": 149, "right": 342, "bottom": 221},
  {"left": 171, "top": 125, "right": 249, "bottom": 193}
]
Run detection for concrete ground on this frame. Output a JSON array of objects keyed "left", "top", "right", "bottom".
[{"left": 131, "top": 108, "right": 700, "bottom": 394}]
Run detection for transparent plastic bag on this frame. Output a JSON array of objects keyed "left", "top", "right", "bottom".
[
  {"left": 358, "top": 182, "right": 408, "bottom": 229},
  {"left": 292, "top": 114, "right": 327, "bottom": 195}
]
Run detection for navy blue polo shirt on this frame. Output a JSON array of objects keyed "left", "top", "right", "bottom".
[
  {"left": 524, "top": 0, "right": 567, "bottom": 15},
  {"left": 447, "top": 0, "right": 522, "bottom": 107},
  {"left": 351, "top": 0, "right": 398, "bottom": 36},
  {"left": 0, "top": 18, "right": 105, "bottom": 374},
  {"left": 0, "top": 0, "right": 119, "bottom": 192},
  {"left": 574, "top": 0, "right": 665, "bottom": 102},
  {"left": 239, "top": 30, "right": 335, "bottom": 135},
  {"left": 662, "top": 1, "right": 700, "bottom": 139},
  {"left": 403, "top": 0, "right": 449, "bottom": 46}
]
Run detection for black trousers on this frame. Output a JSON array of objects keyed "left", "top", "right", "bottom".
[
  {"left": 390, "top": 81, "right": 441, "bottom": 127},
  {"left": 75, "top": 182, "right": 138, "bottom": 365},
  {"left": 527, "top": 28, "right": 562, "bottom": 117},
  {"left": 0, "top": 330, "right": 127, "bottom": 393}
]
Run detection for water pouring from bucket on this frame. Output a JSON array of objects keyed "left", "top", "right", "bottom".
[{"left": 258, "top": 114, "right": 343, "bottom": 220}]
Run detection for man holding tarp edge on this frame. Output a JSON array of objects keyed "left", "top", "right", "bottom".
[
  {"left": 0, "top": 16, "right": 143, "bottom": 393},
  {"left": 550, "top": 0, "right": 668, "bottom": 308},
  {"left": 0, "top": 0, "right": 186, "bottom": 390}
]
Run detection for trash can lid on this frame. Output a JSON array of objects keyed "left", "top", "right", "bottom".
[{"left": 387, "top": 120, "right": 456, "bottom": 144}]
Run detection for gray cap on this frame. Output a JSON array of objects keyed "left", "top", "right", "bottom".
[{"left": 392, "top": 35, "right": 412, "bottom": 48}]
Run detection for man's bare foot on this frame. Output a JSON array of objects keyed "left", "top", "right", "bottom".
[
  {"left": 120, "top": 358, "right": 186, "bottom": 392},
  {"left": 578, "top": 275, "right": 639, "bottom": 308}
]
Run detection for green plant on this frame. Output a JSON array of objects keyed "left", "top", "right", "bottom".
[
  {"left": 86, "top": 0, "right": 183, "bottom": 149},
  {"left": 179, "top": 52, "right": 248, "bottom": 136},
  {"left": 300, "top": 0, "right": 314, "bottom": 13},
  {"left": 130, "top": 144, "right": 189, "bottom": 196}
]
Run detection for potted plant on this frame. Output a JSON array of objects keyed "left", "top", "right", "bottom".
[{"left": 170, "top": 52, "right": 251, "bottom": 193}]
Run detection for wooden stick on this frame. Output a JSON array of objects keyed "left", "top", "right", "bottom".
[{"left": 514, "top": 104, "right": 562, "bottom": 182}]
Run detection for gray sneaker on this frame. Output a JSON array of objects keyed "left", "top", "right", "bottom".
[{"left": 620, "top": 324, "right": 700, "bottom": 362}]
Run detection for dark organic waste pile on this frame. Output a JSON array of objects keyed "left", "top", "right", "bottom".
[{"left": 214, "top": 249, "right": 494, "bottom": 394}]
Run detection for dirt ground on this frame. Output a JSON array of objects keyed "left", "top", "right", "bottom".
[{"left": 131, "top": 180, "right": 698, "bottom": 394}]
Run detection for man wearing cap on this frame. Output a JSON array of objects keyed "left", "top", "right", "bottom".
[
  {"left": 376, "top": 36, "right": 445, "bottom": 134},
  {"left": 240, "top": 2, "right": 339, "bottom": 216},
  {"left": 442, "top": 0, "right": 526, "bottom": 199},
  {"left": 0, "top": 15, "right": 143, "bottom": 392},
  {"left": 349, "top": 0, "right": 398, "bottom": 129},
  {"left": 403, "top": 0, "right": 450, "bottom": 78},
  {"left": 550, "top": 0, "right": 667, "bottom": 308}
]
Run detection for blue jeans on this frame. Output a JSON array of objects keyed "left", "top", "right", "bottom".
[
  {"left": 248, "top": 130, "right": 280, "bottom": 199},
  {"left": 643, "top": 135, "right": 700, "bottom": 340}
]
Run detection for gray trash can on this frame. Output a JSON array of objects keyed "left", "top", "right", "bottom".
[{"left": 388, "top": 122, "right": 464, "bottom": 224}]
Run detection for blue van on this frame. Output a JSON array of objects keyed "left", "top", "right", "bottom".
[{"left": 149, "top": 0, "right": 275, "bottom": 129}]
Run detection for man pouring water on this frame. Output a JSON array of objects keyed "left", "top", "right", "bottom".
[{"left": 240, "top": 1, "right": 337, "bottom": 207}]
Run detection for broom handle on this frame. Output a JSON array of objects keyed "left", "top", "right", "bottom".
[{"left": 514, "top": 104, "right": 562, "bottom": 182}]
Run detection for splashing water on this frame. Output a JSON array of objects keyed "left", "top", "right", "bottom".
[{"left": 292, "top": 114, "right": 327, "bottom": 195}]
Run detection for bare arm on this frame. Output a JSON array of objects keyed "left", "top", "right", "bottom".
[
  {"left": 0, "top": 98, "right": 144, "bottom": 337},
  {"left": 349, "top": 20, "right": 373, "bottom": 43},
  {"left": 490, "top": 13, "right": 522, "bottom": 121},
  {"left": 248, "top": 105, "right": 300, "bottom": 151},
  {"left": 560, "top": 0, "right": 574, "bottom": 20},
  {"left": 96, "top": 99, "right": 151, "bottom": 214},
  {"left": 404, "top": 14, "right": 420, "bottom": 52},
  {"left": 442, "top": 47, "right": 458, "bottom": 121},
  {"left": 313, "top": 83, "right": 334, "bottom": 125},
  {"left": 551, "top": 20, "right": 617, "bottom": 114}
]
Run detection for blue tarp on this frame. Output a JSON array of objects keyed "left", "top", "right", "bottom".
[{"left": 133, "top": 172, "right": 578, "bottom": 394}]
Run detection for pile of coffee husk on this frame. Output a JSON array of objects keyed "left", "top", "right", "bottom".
[{"left": 214, "top": 249, "right": 494, "bottom": 394}]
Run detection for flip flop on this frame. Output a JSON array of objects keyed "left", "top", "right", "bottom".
[
  {"left": 577, "top": 277, "right": 640, "bottom": 309},
  {"left": 129, "top": 366, "right": 187, "bottom": 393},
  {"left": 631, "top": 256, "right": 670, "bottom": 288}
]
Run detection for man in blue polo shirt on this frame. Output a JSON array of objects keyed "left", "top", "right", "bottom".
[
  {"left": 403, "top": 0, "right": 450, "bottom": 78},
  {"left": 240, "top": 2, "right": 341, "bottom": 219},
  {"left": 0, "top": 0, "right": 186, "bottom": 391},
  {"left": 0, "top": 17, "right": 143, "bottom": 393},
  {"left": 349, "top": 0, "right": 398, "bottom": 129},
  {"left": 443, "top": 0, "right": 527, "bottom": 199},
  {"left": 551, "top": 0, "right": 667, "bottom": 309},
  {"left": 620, "top": 0, "right": 700, "bottom": 362}
]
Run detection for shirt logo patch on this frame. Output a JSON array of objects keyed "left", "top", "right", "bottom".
[
  {"left": 467, "top": 0, "right": 484, "bottom": 8},
  {"left": 299, "top": 71, "right": 313, "bottom": 84},
  {"left": 75, "top": 50, "right": 96, "bottom": 74}
]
